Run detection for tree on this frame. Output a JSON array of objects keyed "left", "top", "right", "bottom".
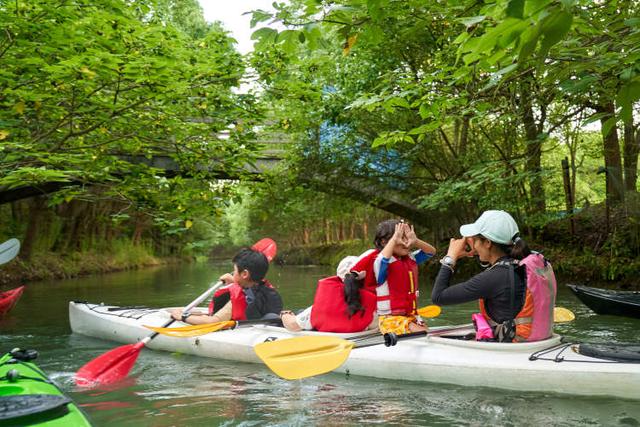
[{"left": 0, "top": 0, "right": 260, "bottom": 255}]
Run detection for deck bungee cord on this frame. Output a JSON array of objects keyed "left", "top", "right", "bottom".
[{"left": 79, "top": 302, "right": 159, "bottom": 320}]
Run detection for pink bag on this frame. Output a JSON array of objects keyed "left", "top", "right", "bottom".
[{"left": 472, "top": 313, "right": 494, "bottom": 341}]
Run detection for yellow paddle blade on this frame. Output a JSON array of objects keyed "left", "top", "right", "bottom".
[
  {"left": 554, "top": 307, "right": 575, "bottom": 323},
  {"left": 417, "top": 305, "right": 442, "bottom": 318},
  {"left": 143, "top": 320, "right": 236, "bottom": 337},
  {"left": 255, "top": 336, "right": 354, "bottom": 380}
]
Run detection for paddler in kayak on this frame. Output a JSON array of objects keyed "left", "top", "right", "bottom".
[
  {"left": 432, "top": 210, "right": 557, "bottom": 342},
  {"left": 373, "top": 220, "right": 436, "bottom": 334},
  {"left": 170, "top": 248, "right": 283, "bottom": 324},
  {"left": 280, "top": 255, "right": 378, "bottom": 332}
]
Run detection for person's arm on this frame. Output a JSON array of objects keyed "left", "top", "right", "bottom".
[
  {"left": 376, "top": 223, "right": 405, "bottom": 285},
  {"left": 171, "top": 300, "right": 232, "bottom": 324},
  {"left": 404, "top": 225, "right": 436, "bottom": 261},
  {"left": 431, "top": 266, "right": 500, "bottom": 306}
]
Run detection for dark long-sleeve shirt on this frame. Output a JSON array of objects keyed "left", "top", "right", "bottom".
[{"left": 431, "top": 256, "right": 526, "bottom": 323}]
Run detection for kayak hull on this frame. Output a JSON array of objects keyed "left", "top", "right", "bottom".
[
  {"left": 0, "top": 285, "right": 24, "bottom": 316},
  {"left": 568, "top": 284, "right": 640, "bottom": 319},
  {"left": 69, "top": 302, "right": 640, "bottom": 399},
  {"left": 0, "top": 352, "right": 92, "bottom": 426}
]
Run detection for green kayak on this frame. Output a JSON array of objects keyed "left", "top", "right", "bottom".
[{"left": 0, "top": 349, "right": 91, "bottom": 426}]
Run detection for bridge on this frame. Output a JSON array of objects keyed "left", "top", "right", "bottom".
[{"left": 0, "top": 132, "right": 428, "bottom": 225}]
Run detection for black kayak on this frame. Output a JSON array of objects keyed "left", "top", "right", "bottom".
[{"left": 568, "top": 284, "right": 640, "bottom": 319}]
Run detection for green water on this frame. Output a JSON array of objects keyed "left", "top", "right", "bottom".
[{"left": 1, "top": 263, "right": 639, "bottom": 426}]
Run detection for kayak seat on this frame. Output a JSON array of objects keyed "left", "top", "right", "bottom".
[
  {"left": 0, "top": 394, "right": 71, "bottom": 425},
  {"left": 578, "top": 343, "right": 640, "bottom": 363}
]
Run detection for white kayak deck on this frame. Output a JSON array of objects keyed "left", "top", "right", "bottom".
[{"left": 69, "top": 302, "right": 640, "bottom": 399}]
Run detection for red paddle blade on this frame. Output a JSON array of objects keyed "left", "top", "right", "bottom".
[
  {"left": 252, "top": 238, "right": 277, "bottom": 262},
  {"left": 75, "top": 342, "right": 144, "bottom": 387}
]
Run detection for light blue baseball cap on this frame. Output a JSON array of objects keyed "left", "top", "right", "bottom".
[{"left": 459, "top": 210, "right": 519, "bottom": 245}]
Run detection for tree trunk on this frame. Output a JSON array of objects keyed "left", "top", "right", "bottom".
[
  {"left": 597, "top": 102, "right": 625, "bottom": 203},
  {"left": 21, "top": 198, "right": 45, "bottom": 260},
  {"left": 623, "top": 120, "right": 638, "bottom": 193},
  {"left": 520, "top": 87, "right": 546, "bottom": 214}
]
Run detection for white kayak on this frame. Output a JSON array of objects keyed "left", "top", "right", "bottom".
[{"left": 69, "top": 302, "right": 640, "bottom": 399}]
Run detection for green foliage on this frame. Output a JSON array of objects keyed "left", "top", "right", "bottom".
[{"left": 0, "top": 0, "right": 264, "bottom": 258}]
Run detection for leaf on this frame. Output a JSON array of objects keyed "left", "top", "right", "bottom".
[
  {"left": 458, "top": 16, "right": 486, "bottom": 28},
  {"left": 251, "top": 27, "right": 278, "bottom": 41},
  {"left": 623, "top": 18, "right": 640, "bottom": 27},
  {"left": 185, "top": 219, "right": 193, "bottom": 229},
  {"left": 616, "top": 79, "right": 640, "bottom": 122},
  {"left": 582, "top": 112, "right": 610, "bottom": 126},
  {"left": 517, "top": 27, "right": 540, "bottom": 62},
  {"left": 0, "top": 130, "right": 9, "bottom": 140},
  {"left": 250, "top": 10, "right": 273, "bottom": 28},
  {"left": 14, "top": 101, "right": 25, "bottom": 114},
  {"left": 538, "top": 9, "right": 573, "bottom": 57},
  {"left": 506, "top": 0, "right": 525, "bottom": 19}
]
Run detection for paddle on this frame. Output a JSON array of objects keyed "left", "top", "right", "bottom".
[
  {"left": 553, "top": 306, "right": 575, "bottom": 322},
  {"left": 144, "top": 317, "right": 284, "bottom": 337},
  {"left": 74, "top": 238, "right": 277, "bottom": 387},
  {"left": 255, "top": 306, "right": 577, "bottom": 380},
  {"left": 255, "top": 323, "right": 474, "bottom": 380},
  {"left": 0, "top": 238, "right": 20, "bottom": 265},
  {"left": 142, "top": 304, "right": 443, "bottom": 338}
]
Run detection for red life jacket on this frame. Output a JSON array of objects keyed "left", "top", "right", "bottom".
[
  {"left": 310, "top": 276, "right": 377, "bottom": 333},
  {"left": 350, "top": 249, "right": 378, "bottom": 294},
  {"left": 375, "top": 255, "right": 419, "bottom": 315},
  {"left": 208, "top": 280, "right": 276, "bottom": 321}
]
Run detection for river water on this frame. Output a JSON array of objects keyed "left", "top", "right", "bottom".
[{"left": 1, "top": 262, "right": 639, "bottom": 426}]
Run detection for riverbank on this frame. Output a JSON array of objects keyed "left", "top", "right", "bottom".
[
  {"left": 0, "top": 247, "right": 185, "bottom": 286},
  {"left": 3, "top": 203, "right": 638, "bottom": 290}
]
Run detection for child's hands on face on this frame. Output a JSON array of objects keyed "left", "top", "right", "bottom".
[
  {"left": 391, "top": 222, "right": 405, "bottom": 244},
  {"left": 403, "top": 224, "right": 417, "bottom": 247}
]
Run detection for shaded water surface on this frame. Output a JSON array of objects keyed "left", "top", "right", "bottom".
[{"left": 1, "top": 263, "right": 639, "bottom": 426}]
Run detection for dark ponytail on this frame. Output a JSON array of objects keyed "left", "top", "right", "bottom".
[
  {"left": 508, "top": 235, "right": 531, "bottom": 260},
  {"left": 343, "top": 272, "right": 365, "bottom": 317}
]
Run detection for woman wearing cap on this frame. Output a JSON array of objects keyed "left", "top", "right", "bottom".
[
  {"left": 280, "top": 255, "right": 378, "bottom": 333},
  {"left": 431, "top": 210, "right": 556, "bottom": 342}
]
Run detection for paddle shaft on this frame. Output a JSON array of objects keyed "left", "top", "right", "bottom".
[
  {"left": 144, "top": 280, "right": 225, "bottom": 342},
  {"left": 232, "top": 318, "right": 283, "bottom": 329},
  {"left": 355, "top": 323, "right": 475, "bottom": 349}
]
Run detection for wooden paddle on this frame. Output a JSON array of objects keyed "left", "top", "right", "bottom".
[
  {"left": 255, "top": 306, "right": 577, "bottom": 380},
  {"left": 74, "top": 238, "right": 277, "bottom": 387},
  {"left": 0, "top": 238, "right": 20, "bottom": 265},
  {"left": 142, "top": 304, "right": 443, "bottom": 338}
]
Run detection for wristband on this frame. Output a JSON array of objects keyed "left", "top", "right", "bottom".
[
  {"left": 181, "top": 312, "right": 190, "bottom": 322},
  {"left": 439, "top": 255, "right": 456, "bottom": 272}
]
